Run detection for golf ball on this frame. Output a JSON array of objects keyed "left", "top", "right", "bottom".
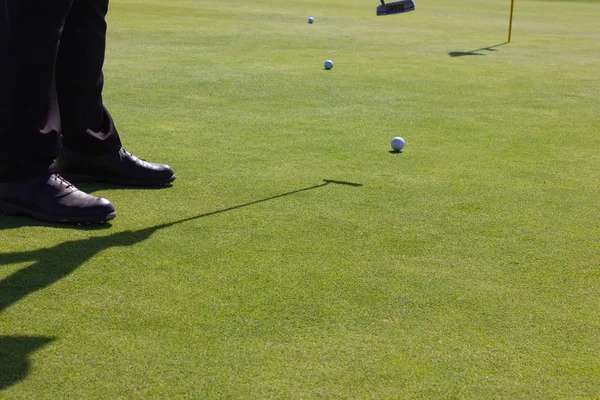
[
  {"left": 308, "top": 16, "right": 314, "bottom": 24},
  {"left": 391, "top": 137, "right": 405, "bottom": 151},
  {"left": 324, "top": 59, "right": 333, "bottom": 70}
]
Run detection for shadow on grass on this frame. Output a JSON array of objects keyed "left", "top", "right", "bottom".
[
  {"left": 0, "top": 179, "right": 362, "bottom": 390},
  {"left": 0, "top": 336, "right": 55, "bottom": 391},
  {"left": 449, "top": 42, "right": 508, "bottom": 57}
]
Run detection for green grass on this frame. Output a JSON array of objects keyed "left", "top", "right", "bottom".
[{"left": 1, "top": 0, "right": 599, "bottom": 398}]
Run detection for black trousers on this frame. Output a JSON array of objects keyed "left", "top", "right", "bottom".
[{"left": 0, "top": 0, "right": 121, "bottom": 180}]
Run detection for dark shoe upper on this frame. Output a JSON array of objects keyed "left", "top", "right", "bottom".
[
  {"left": 54, "top": 147, "right": 176, "bottom": 186},
  {"left": 0, "top": 174, "right": 115, "bottom": 223}
]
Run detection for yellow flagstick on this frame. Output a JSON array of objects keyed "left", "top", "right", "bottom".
[{"left": 508, "top": 0, "right": 515, "bottom": 42}]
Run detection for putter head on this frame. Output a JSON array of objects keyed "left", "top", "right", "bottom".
[{"left": 376, "top": 0, "right": 415, "bottom": 16}]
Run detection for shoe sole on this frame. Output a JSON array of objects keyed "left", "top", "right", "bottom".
[
  {"left": 59, "top": 172, "right": 176, "bottom": 187},
  {"left": 0, "top": 200, "right": 116, "bottom": 224}
]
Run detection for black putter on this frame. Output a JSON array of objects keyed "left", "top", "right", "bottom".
[{"left": 376, "top": 0, "right": 415, "bottom": 16}]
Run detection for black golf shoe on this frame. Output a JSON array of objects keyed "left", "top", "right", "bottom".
[
  {"left": 0, "top": 174, "right": 116, "bottom": 224},
  {"left": 53, "top": 147, "right": 176, "bottom": 187}
]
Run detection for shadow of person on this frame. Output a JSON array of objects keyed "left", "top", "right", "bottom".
[
  {"left": 0, "top": 178, "right": 363, "bottom": 389},
  {"left": 0, "top": 179, "right": 363, "bottom": 314},
  {"left": 0, "top": 225, "right": 168, "bottom": 392},
  {"left": 0, "top": 336, "right": 55, "bottom": 390},
  {"left": 0, "top": 225, "right": 165, "bottom": 313}
]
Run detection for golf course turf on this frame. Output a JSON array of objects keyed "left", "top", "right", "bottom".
[{"left": 1, "top": 0, "right": 598, "bottom": 398}]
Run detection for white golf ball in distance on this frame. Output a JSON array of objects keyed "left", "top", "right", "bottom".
[
  {"left": 391, "top": 137, "right": 405, "bottom": 152},
  {"left": 308, "top": 16, "right": 314, "bottom": 24},
  {"left": 324, "top": 60, "right": 333, "bottom": 70}
]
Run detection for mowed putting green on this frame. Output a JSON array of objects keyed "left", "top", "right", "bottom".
[{"left": 1, "top": 0, "right": 599, "bottom": 398}]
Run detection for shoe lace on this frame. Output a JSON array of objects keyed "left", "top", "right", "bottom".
[
  {"left": 121, "top": 148, "right": 146, "bottom": 161},
  {"left": 54, "top": 174, "right": 75, "bottom": 189}
]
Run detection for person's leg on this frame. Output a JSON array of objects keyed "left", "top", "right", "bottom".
[
  {"left": 0, "top": 0, "right": 68, "bottom": 181},
  {"left": 54, "top": 0, "right": 176, "bottom": 186},
  {"left": 0, "top": 0, "right": 115, "bottom": 223},
  {"left": 55, "top": 0, "right": 120, "bottom": 155}
]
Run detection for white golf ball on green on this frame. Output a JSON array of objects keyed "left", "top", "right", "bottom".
[{"left": 391, "top": 137, "right": 405, "bottom": 152}]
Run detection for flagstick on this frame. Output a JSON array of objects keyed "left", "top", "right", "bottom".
[{"left": 508, "top": 0, "right": 515, "bottom": 42}]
